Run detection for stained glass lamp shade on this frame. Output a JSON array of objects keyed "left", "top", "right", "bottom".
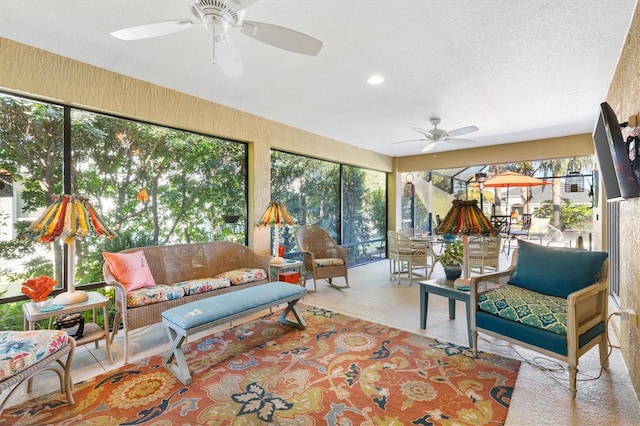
[
  {"left": 436, "top": 199, "right": 496, "bottom": 287},
  {"left": 20, "top": 194, "right": 116, "bottom": 305},
  {"left": 257, "top": 201, "right": 294, "bottom": 261}
]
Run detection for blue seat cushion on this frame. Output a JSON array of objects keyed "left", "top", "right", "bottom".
[
  {"left": 510, "top": 240, "right": 608, "bottom": 298},
  {"left": 476, "top": 311, "right": 605, "bottom": 356},
  {"left": 162, "top": 282, "right": 306, "bottom": 330}
]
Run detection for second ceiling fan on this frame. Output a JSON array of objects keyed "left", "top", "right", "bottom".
[{"left": 394, "top": 118, "right": 479, "bottom": 152}]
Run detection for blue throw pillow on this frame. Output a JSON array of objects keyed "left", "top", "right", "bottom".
[{"left": 510, "top": 240, "right": 608, "bottom": 298}]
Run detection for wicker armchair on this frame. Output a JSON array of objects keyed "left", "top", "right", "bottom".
[
  {"left": 295, "top": 225, "right": 349, "bottom": 291},
  {"left": 0, "top": 331, "right": 75, "bottom": 414}
]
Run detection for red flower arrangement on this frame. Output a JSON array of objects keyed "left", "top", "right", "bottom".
[{"left": 21, "top": 275, "right": 57, "bottom": 302}]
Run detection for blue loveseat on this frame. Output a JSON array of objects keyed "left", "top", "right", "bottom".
[{"left": 470, "top": 240, "right": 609, "bottom": 397}]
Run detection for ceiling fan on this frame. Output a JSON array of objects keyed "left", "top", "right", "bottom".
[
  {"left": 110, "top": 0, "right": 323, "bottom": 77},
  {"left": 393, "top": 117, "right": 479, "bottom": 152}
]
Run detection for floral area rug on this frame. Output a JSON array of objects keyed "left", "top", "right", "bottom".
[{"left": 1, "top": 305, "right": 520, "bottom": 425}]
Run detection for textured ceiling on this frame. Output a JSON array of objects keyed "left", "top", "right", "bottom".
[{"left": 0, "top": 0, "right": 637, "bottom": 157}]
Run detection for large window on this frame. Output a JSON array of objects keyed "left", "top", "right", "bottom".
[
  {"left": 0, "top": 93, "right": 248, "bottom": 301},
  {"left": 271, "top": 151, "right": 387, "bottom": 266}
]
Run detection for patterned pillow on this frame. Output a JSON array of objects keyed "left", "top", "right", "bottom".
[
  {"left": 314, "top": 258, "right": 345, "bottom": 267},
  {"left": 0, "top": 330, "right": 69, "bottom": 379},
  {"left": 478, "top": 284, "right": 568, "bottom": 335},
  {"left": 174, "top": 277, "right": 230, "bottom": 295},
  {"left": 214, "top": 268, "right": 267, "bottom": 286},
  {"left": 126, "top": 285, "right": 184, "bottom": 307}
]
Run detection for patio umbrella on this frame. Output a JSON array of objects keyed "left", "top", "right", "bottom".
[{"left": 483, "top": 171, "right": 550, "bottom": 214}]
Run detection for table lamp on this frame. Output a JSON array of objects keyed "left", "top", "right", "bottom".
[
  {"left": 436, "top": 199, "right": 496, "bottom": 288},
  {"left": 20, "top": 194, "right": 116, "bottom": 305},
  {"left": 257, "top": 201, "right": 294, "bottom": 263}
]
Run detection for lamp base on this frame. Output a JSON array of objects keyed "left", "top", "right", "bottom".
[{"left": 52, "top": 291, "right": 89, "bottom": 305}]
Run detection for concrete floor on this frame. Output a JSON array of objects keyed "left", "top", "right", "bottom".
[{"left": 3, "top": 256, "right": 640, "bottom": 425}]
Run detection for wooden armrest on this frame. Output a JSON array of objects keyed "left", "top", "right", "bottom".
[{"left": 567, "top": 281, "right": 608, "bottom": 338}]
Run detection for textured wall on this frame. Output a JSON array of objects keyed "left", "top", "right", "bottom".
[
  {"left": 607, "top": 2, "right": 640, "bottom": 398},
  {"left": 0, "top": 37, "right": 393, "bottom": 254}
]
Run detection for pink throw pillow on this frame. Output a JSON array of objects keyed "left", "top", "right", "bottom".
[{"left": 103, "top": 250, "right": 157, "bottom": 291}]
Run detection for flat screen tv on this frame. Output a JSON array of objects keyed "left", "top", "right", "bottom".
[{"left": 592, "top": 102, "right": 640, "bottom": 200}]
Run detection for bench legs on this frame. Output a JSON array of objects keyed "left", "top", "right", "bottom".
[
  {"left": 163, "top": 299, "right": 306, "bottom": 385},
  {"left": 278, "top": 299, "right": 306, "bottom": 329},
  {"left": 162, "top": 327, "right": 191, "bottom": 385}
]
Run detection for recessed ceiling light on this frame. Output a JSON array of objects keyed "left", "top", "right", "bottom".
[{"left": 367, "top": 75, "right": 385, "bottom": 85}]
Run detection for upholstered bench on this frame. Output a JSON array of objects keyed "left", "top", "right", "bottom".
[
  {"left": 161, "top": 282, "right": 307, "bottom": 384},
  {"left": 0, "top": 330, "right": 75, "bottom": 413}
]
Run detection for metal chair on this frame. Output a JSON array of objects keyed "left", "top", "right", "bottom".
[
  {"left": 295, "top": 225, "right": 349, "bottom": 291},
  {"left": 506, "top": 213, "right": 532, "bottom": 254},
  {"left": 490, "top": 215, "right": 512, "bottom": 257}
]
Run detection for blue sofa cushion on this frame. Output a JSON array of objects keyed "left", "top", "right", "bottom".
[
  {"left": 478, "top": 285, "right": 567, "bottom": 335},
  {"left": 509, "top": 240, "right": 608, "bottom": 298}
]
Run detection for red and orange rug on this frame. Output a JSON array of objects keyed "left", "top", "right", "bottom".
[{"left": 2, "top": 305, "right": 520, "bottom": 425}]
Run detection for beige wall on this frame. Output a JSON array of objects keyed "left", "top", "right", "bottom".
[
  {"left": 606, "top": 2, "right": 640, "bottom": 398},
  {"left": 0, "top": 37, "right": 393, "bottom": 255}
]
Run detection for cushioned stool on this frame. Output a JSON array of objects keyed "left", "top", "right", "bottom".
[{"left": 0, "top": 330, "right": 75, "bottom": 413}]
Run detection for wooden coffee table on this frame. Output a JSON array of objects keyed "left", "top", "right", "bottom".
[{"left": 419, "top": 278, "right": 472, "bottom": 347}]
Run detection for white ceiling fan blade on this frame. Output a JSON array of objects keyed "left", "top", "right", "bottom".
[
  {"left": 422, "top": 141, "right": 437, "bottom": 152},
  {"left": 391, "top": 138, "right": 427, "bottom": 145},
  {"left": 110, "top": 20, "right": 195, "bottom": 40},
  {"left": 446, "top": 125, "right": 479, "bottom": 138},
  {"left": 241, "top": 20, "right": 322, "bottom": 55},
  {"left": 215, "top": 37, "right": 244, "bottom": 77},
  {"left": 445, "top": 137, "right": 476, "bottom": 144}
]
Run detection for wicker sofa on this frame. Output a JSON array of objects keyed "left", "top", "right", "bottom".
[{"left": 103, "top": 241, "right": 271, "bottom": 363}]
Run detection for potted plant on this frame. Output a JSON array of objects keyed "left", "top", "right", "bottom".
[{"left": 437, "top": 239, "right": 464, "bottom": 279}]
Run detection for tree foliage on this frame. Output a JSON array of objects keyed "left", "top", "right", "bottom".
[{"left": 1, "top": 94, "right": 247, "bottom": 296}]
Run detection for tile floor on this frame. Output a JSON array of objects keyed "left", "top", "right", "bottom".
[{"left": 3, "top": 256, "right": 640, "bottom": 425}]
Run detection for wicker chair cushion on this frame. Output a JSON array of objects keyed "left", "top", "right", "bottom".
[
  {"left": 127, "top": 284, "right": 185, "bottom": 307},
  {"left": 0, "top": 330, "right": 69, "bottom": 380},
  {"left": 314, "top": 258, "right": 345, "bottom": 267},
  {"left": 214, "top": 268, "right": 267, "bottom": 285},
  {"left": 103, "top": 250, "right": 157, "bottom": 291},
  {"left": 174, "top": 278, "right": 231, "bottom": 296},
  {"left": 478, "top": 284, "right": 567, "bottom": 335}
]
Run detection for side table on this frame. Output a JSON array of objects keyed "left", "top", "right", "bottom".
[
  {"left": 270, "top": 260, "right": 303, "bottom": 286},
  {"left": 419, "top": 278, "right": 472, "bottom": 347},
  {"left": 23, "top": 291, "right": 113, "bottom": 364}
]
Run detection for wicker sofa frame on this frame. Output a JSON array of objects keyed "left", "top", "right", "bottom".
[{"left": 103, "top": 241, "right": 271, "bottom": 363}]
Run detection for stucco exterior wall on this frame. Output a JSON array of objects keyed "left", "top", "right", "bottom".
[{"left": 606, "top": 2, "right": 640, "bottom": 399}]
